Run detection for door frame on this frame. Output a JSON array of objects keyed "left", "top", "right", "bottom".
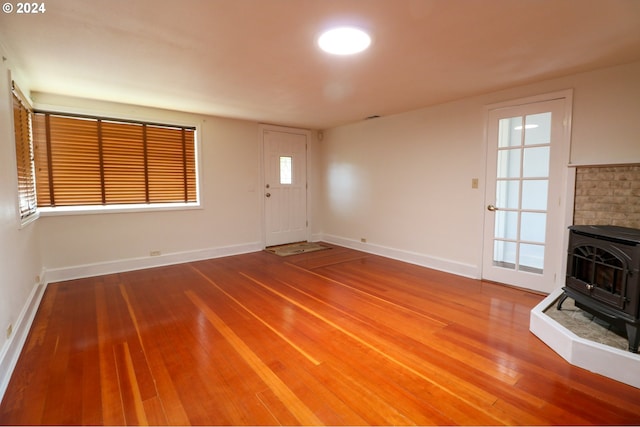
[
  {"left": 259, "top": 124, "right": 312, "bottom": 248},
  {"left": 481, "top": 89, "right": 574, "bottom": 293}
]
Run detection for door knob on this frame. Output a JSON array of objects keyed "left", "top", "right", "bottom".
[
  {"left": 266, "top": 193, "right": 271, "bottom": 198},
  {"left": 487, "top": 204, "right": 498, "bottom": 211}
]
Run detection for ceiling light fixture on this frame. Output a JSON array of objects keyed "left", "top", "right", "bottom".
[
  {"left": 318, "top": 27, "right": 371, "bottom": 55},
  {"left": 514, "top": 124, "right": 539, "bottom": 130}
]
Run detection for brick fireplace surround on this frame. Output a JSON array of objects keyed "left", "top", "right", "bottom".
[
  {"left": 573, "top": 164, "right": 640, "bottom": 229},
  {"left": 530, "top": 163, "right": 640, "bottom": 389}
]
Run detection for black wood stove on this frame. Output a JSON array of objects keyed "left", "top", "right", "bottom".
[{"left": 558, "top": 225, "right": 640, "bottom": 353}]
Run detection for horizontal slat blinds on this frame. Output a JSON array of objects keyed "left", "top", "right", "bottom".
[
  {"left": 50, "top": 115, "right": 101, "bottom": 205},
  {"left": 33, "top": 112, "right": 197, "bottom": 207},
  {"left": 103, "top": 121, "right": 146, "bottom": 204},
  {"left": 12, "top": 84, "right": 37, "bottom": 220},
  {"left": 32, "top": 113, "right": 51, "bottom": 206},
  {"left": 147, "top": 125, "right": 192, "bottom": 203}
]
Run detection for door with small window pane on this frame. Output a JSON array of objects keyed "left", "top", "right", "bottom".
[
  {"left": 483, "top": 96, "right": 570, "bottom": 293},
  {"left": 263, "top": 127, "right": 308, "bottom": 247}
]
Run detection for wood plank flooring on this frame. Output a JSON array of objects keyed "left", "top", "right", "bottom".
[{"left": 2, "top": 244, "right": 640, "bottom": 425}]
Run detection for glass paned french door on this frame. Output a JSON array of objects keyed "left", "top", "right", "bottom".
[
  {"left": 483, "top": 92, "right": 572, "bottom": 293},
  {"left": 494, "top": 112, "right": 551, "bottom": 273}
]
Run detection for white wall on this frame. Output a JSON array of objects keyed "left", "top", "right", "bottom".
[
  {"left": 568, "top": 62, "right": 640, "bottom": 165},
  {"left": 317, "top": 100, "right": 486, "bottom": 276},
  {"left": 0, "top": 47, "right": 44, "bottom": 392},
  {"left": 316, "top": 60, "right": 640, "bottom": 279}
]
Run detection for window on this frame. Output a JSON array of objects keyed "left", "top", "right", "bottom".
[
  {"left": 280, "top": 156, "right": 292, "bottom": 184},
  {"left": 32, "top": 112, "right": 197, "bottom": 208},
  {"left": 11, "top": 82, "right": 38, "bottom": 223}
]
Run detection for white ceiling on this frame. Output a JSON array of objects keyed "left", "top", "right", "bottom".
[{"left": 1, "top": 0, "right": 640, "bottom": 129}]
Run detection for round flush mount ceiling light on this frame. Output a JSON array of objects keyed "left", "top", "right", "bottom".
[
  {"left": 318, "top": 27, "right": 371, "bottom": 55},
  {"left": 514, "top": 124, "right": 539, "bottom": 130}
]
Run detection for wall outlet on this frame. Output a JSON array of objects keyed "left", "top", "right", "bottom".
[
  {"left": 360, "top": 238, "right": 367, "bottom": 243},
  {"left": 149, "top": 250, "right": 161, "bottom": 256},
  {"left": 6, "top": 324, "right": 12, "bottom": 339}
]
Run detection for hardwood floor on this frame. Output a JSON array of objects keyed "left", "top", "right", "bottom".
[{"left": 1, "top": 244, "right": 640, "bottom": 425}]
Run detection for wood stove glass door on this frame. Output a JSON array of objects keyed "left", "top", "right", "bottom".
[{"left": 482, "top": 95, "right": 571, "bottom": 293}]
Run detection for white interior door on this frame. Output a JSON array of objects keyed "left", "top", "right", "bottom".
[
  {"left": 483, "top": 94, "right": 571, "bottom": 293},
  {"left": 263, "top": 127, "right": 308, "bottom": 247}
]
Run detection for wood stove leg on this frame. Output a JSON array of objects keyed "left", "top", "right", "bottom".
[
  {"left": 556, "top": 293, "right": 569, "bottom": 311},
  {"left": 625, "top": 323, "right": 639, "bottom": 353}
]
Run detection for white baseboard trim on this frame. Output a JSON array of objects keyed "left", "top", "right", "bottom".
[
  {"left": 530, "top": 288, "right": 640, "bottom": 389},
  {"left": 318, "top": 234, "right": 480, "bottom": 279},
  {"left": 0, "top": 279, "right": 47, "bottom": 403},
  {"left": 43, "top": 241, "right": 263, "bottom": 284}
]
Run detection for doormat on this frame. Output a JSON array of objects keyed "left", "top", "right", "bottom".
[{"left": 265, "top": 241, "right": 331, "bottom": 257}]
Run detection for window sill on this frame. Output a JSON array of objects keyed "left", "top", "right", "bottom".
[{"left": 38, "top": 202, "right": 201, "bottom": 217}]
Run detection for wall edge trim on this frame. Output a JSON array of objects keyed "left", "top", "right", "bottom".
[
  {"left": 42, "top": 241, "right": 263, "bottom": 284},
  {"left": 0, "top": 281, "right": 47, "bottom": 404},
  {"left": 317, "top": 233, "right": 480, "bottom": 279}
]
